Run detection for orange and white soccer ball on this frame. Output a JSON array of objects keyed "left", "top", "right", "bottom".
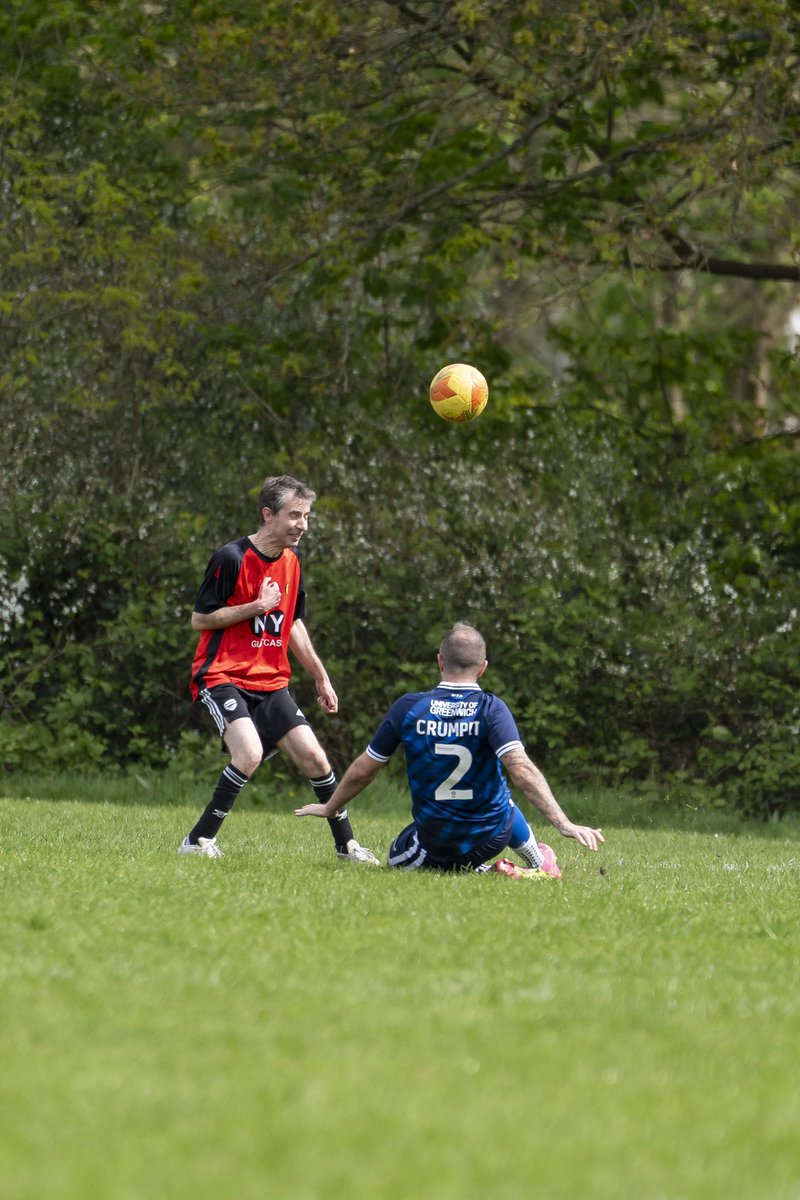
[{"left": 429, "top": 362, "right": 489, "bottom": 422}]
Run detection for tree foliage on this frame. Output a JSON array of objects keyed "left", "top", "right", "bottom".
[{"left": 1, "top": 0, "right": 798, "bottom": 814}]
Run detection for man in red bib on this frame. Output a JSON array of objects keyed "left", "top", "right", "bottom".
[{"left": 180, "top": 474, "right": 379, "bottom": 864}]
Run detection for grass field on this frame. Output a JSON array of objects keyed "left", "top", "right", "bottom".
[{"left": 1, "top": 779, "right": 799, "bottom": 1200}]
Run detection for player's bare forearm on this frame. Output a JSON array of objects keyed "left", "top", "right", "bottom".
[
  {"left": 191, "top": 579, "right": 281, "bottom": 631},
  {"left": 503, "top": 750, "right": 604, "bottom": 850},
  {"left": 289, "top": 620, "right": 338, "bottom": 712},
  {"left": 503, "top": 750, "right": 567, "bottom": 825},
  {"left": 191, "top": 602, "right": 263, "bottom": 631},
  {"left": 295, "top": 752, "right": 383, "bottom": 818}
]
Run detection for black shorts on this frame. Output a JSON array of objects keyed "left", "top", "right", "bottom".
[{"left": 199, "top": 684, "right": 311, "bottom": 758}]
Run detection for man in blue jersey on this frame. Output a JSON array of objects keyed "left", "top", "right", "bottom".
[{"left": 295, "top": 621, "right": 604, "bottom": 876}]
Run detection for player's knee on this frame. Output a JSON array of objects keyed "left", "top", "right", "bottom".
[
  {"left": 303, "top": 749, "right": 331, "bottom": 778},
  {"left": 232, "top": 749, "right": 261, "bottom": 777}
]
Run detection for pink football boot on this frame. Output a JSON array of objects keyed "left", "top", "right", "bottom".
[
  {"left": 537, "top": 842, "right": 563, "bottom": 879},
  {"left": 490, "top": 858, "right": 557, "bottom": 881}
]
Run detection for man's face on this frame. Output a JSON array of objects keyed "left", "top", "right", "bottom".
[{"left": 265, "top": 495, "right": 312, "bottom": 547}]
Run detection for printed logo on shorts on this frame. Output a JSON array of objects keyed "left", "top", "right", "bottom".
[{"left": 224, "top": 699, "right": 238, "bottom": 712}]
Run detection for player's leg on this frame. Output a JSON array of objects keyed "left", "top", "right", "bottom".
[
  {"left": 450, "top": 806, "right": 560, "bottom": 877},
  {"left": 179, "top": 687, "right": 260, "bottom": 856},
  {"left": 386, "top": 822, "right": 430, "bottom": 870},
  {"left": 506, "top": 802, "right": 561, "bottom": 877},
  {"left": 251, "top": 689, "right": 355, "bottom": 852},
  {"left": 278, "top": 722, "right": 380, "bottom": 864},
  {"left": 507, "top": 802, "right": 545, "bottom": 868},
  {"left": 387, "top": 822, "right": 507, "bottom": 873}
]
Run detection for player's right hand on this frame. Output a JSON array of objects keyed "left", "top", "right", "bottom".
[
  {"left": 294, "top": 803, "right": 332, "bottom": 819},
  {"left": 256, "top": 577, "right": 282, "bottom": 612}
]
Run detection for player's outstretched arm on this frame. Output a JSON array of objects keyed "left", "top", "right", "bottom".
[
  {"left": 502, "top": 749, "right": 604, "bottom": 851},
  {"left": 295, "top": 751, "right": 384, "bottom": 819}
]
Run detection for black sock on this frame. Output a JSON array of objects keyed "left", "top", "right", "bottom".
[
  {"left": 311, "top": 772, "right": 354, "bottom": 850},
  {"left": 189, "top": 764, "right": 249, "bottom": 842}
]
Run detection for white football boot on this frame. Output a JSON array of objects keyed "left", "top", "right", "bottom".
[
  {"left": 336, "top": 839, "right": 381, "bottom": 866},
  {"left": 178, "top": 836, "right": 224, "bottom": 859}
]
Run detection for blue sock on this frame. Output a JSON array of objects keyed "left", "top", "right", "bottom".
[{"left": 508, "top": 804, "right": 544, "bottom": 869}]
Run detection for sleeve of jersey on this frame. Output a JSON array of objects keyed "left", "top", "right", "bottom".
[
  {"left": 293, "top": 558, "right": 306, "bottom": 621},
  {"left": 193, "top": 544, "right": 240, "bottom": 614},
  {"left": 365, "top": 699, "right": 407, "bottom": 763},
  {"left": 487, "top": 695, "right": 525, "bottom": 758}
]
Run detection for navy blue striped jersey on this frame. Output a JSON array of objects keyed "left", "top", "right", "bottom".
[{"left": 366, "top": 681, "right": 524, "bottom": 857}]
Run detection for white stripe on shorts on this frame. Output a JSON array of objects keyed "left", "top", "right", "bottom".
[
  {"left": 200, "top": 688, "right": 226, "bottom": 736},
  {"left": 388, "top": 828, "right": 428, "bottom": 870}
]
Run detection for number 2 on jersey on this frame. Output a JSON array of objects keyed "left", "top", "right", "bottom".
[{"left": 434, "top": 743, "right": 473, "bottom": 800}]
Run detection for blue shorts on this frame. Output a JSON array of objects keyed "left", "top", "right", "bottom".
[{"left": 387, "top": 808, "right": 516, "bottom": 872}]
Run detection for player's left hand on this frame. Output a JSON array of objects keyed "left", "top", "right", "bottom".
[
  {"left": 316, "top": 680, "right": 338, "bottom": 713},
  {"left": 562, "top": 823, "right": 605, "bottom": 850}
]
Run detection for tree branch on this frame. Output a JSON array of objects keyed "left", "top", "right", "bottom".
[{"left": 654, "top": 229, "right": 800, "bottom": 281}]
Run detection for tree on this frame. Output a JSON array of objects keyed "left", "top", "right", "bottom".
[{"left": 1, "top": 0, "right": 797, "bottom": 813}]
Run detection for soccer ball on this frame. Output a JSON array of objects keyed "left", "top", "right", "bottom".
[{"left": 429, "top": 363, "right": 489, "bottom": 422}]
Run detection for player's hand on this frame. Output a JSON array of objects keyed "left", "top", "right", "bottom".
[
  {"left": 256, "top": 577, "right": 281, "bottom": 612},
  {"left": 316, "top": 679, "right": 338, "bottom": 714},
  {"left": 562, "top": 824, "right": 604, "bottom": 850},
  {"left": 295, "top": 803, "right": 332, "bottom": 819}
]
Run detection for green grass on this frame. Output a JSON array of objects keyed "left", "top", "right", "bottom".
[{"left": 2, "top": 782, "right": 800, "bottom": 1200}]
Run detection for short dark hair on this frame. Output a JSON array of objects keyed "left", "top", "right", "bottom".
[
  {"left": 257, "top": 475, "right": 316, "bottom": 522},
  {"left": 439, "top": 622, "right": 487, "bottom": 673}
]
